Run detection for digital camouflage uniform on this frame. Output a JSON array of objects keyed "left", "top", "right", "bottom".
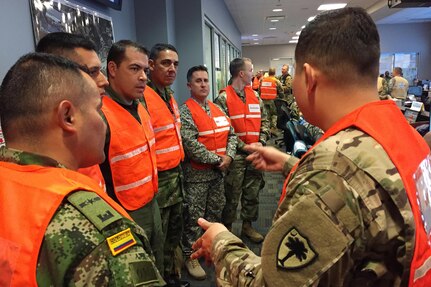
[
  {"left": 259, "top": 77, "right": 284, "bottom": 131},
  {"left": 378, "top": 77, "right": 390, "bottom": 100},
  {"left": 209, "top": 128, "right": 415, "bottom": 287},
  {"left": 288, "top": 101, "right": 324, "bottom": 143},
  {"left": 0, "top": 147, "right": 165, "bottom": 287},
  {"left": 215, "top": 88, "right": 270, "bottom": 227},
  {"left": 179, "top": 100, "right": 237, "bottom": 255},
  {"left": 278, "top": 73, "right": 294, "bottom": 105},
  {"left": 143, "top": 81, "right": 184, "bottom": 277}
]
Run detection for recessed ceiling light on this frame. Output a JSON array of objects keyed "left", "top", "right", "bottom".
[
  {"left": 292, "top": 36, "right": 299, "bottom": 39},
  {"left": 269, "top": 27, "right": 277, "bottom": 30},
  {"left": 253, "top": 38, "right": 259, "bottom": 41},
  {"left": 289, "top": 40, "right": 298, "bottom": 43},
  {"left": 301, "top": 25, "right": 305, "bottom": 29},
  {"left": 254, "top": 42, "right": 259, "bottom": 45},
  {"left": 317, "top": 3, "right": 347, "bottom": 11},
  {"left": 272, "top": 8, "right": 283, "bottom": 12},
  {"left": 270, "top": 19, "right": 279, "bottom": 22},
  {"left": 273, "top": 58, "right": 280, "bottom": 60},
  {"left": 307, "top": 16, "right": 316, "bottom": 22},
  {"left": 296, "top": 31, "right": 301, "bottom": 35},
  {"left": 252, "top": 34, "right": 258, "bottom": 37}
]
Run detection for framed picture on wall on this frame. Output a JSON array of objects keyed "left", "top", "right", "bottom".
[{"left": 29, "top": 0, "right": 114, "bottom": 66}]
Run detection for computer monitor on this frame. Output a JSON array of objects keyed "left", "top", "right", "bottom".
[{"left": 408, "top": 86, "right": 423, "bottom": 97}]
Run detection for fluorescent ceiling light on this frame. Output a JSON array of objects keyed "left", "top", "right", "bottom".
[
  {"left": 301, "top": 25, "right": 305, "bottom": 29},
  {"left": 273, "top": 58, "right": 280, "bottom": 60},
  {"left": 253, "top": 38, "right": 259, "bottom": 41},
  {"left": 270, "top": 19, "right": 279, "bottom": 22},
  {"left": 317, "top": 3, "right": 347, "bottom": 11},
  {"left": 296, "top": 31, "right": 301, "bottom": 35},
  {"left": 272, "top": 8, "right": 283, "bottom": 12},
  {"left": 292, "top": 36, "right": 299, "bottom": 39},
  {"left": 252, "top": 34, "right": 258, "bottom": 36},
  {"left": 254, "top": 42, "right": 259, "bottom": 45},
  {"left": 289, "top": 40, "right": 298, "bottom": 43},
  {"left": 269, "top": 27, "right": 277, "bottom": 30},
  {"left": 307, "top": 16, "right": 316, "bottom": 22}
]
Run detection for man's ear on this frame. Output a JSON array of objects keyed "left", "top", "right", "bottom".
[
  {"left": 186, "top": 82, "right": 192, "bottom": 91},
  {"left": 57, "top": 100, "right": 78, "bottom": 133},
  {"left": 107, "top": 61, "right": 117, "bottom": 79},
  {"left": 303, "top": 63, "right": 318, "bottom": 98},
  {"left": 149, "top": 59, "right": 155, "bottom": 71}
]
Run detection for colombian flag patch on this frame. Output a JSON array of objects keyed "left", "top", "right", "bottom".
[{"left": 107, "top": 228, "right": 137, "bottom": 256}]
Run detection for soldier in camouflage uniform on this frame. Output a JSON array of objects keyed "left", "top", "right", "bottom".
[
  {"left": 259, "top": 67, "right": 284, "bottom": 135},
  {"left": 0, "top": 53, "right": 164, "bottom": 286},
  {"left": 215, "top": 58, "right": 270, "bottom": 243},
  {"left": 179, "top": 65, "right": 237, "bottom": 280},
  {"left": 142, "top": 44, "right": 189, "bottom": 287},
  {"left": 190, "top": 8, "right": 431, "bottom": 286},
  {"left": 278, "top": 64, "right": 294, "bottom": 105}
]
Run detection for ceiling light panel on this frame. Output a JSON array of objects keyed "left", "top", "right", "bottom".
[{"left": 317, "top": 3, "right": 347, "bottom": 11}]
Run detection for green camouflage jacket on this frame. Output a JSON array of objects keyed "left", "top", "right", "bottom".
[
  {"left": 210, "top": 128, "right": 413, "bottom": 287},
  {"left": 214, "top": 87, "right": 270, "bottom": 151},
  {"left": 0, "top": 147, "right": 165, "bottom": 286},
  {"left": 179, "top": 98, "right": 237, "bottom": 182}
]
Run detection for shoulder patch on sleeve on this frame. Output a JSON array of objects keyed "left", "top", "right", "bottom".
[
  {"left": 67, "top": 191, "right": 123, "bottom": 231},
  {"left": 261, "top": 193, "right": 354, "bottom": 287}
]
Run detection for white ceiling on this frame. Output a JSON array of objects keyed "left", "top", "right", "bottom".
[{"left": 223, "top": 0, "right": 431, "bottom": 46}]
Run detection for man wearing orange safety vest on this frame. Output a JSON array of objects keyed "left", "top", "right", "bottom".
[
  {"left": 179, "top": 65, "right": 238, "bottom": 280},
  {"left": 0, "top": 53, "right": 164, "bottom": 286},
  {"left": 252, "top": 70, "right": 263, "bottom": 91},
  {"left": 142, "top": 43, "right": 189, "bottom": 287},
  {"left": 99, "top": 40, "right": 164, "bottom": 275},
  {"left": 190, "top": 8, "right": 431, "bottom": 286},
  {"left": 214, "top": 57, "right": 270, "bottom": 244},
  {"left": 259, "top": 67, "right": 284, "bottom": 135}
]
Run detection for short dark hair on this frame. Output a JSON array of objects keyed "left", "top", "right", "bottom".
[
  {"left": 0, "top": 53, "right": 87, "bottom": 140},
  {"left": 107, "top": 39, "right": 148, "bottom": 69},
  {"left": 149, "top": 43, "right": 178, "bottom": 61},
  {"left": 229, "top": 57, "right": 251, "bottom": 78},
  {"left": 36, "top": 32, "right": 97, "bottom": 56},
  {"left": 186, "top": 65, "right": 208, "bottom": 82},
  {"left": 295, "top": 7, "right": 380, "bottom": 82}
]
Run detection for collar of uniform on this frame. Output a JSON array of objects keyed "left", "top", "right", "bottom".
[
  {"left": 229, "top": 85, "right": 246, "bottom": 100},
  {"left": 105, "top": 85, "right": 140, "bottom": 107},
  {"left": 0, "top": 146, "right": 64, "bottom": 168},
  {"left": 147, "top": 80, "right": 174, "bottom": 103}
]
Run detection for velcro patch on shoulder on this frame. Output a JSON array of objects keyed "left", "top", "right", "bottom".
[
  {"left": 129, "top": 260, "right": 162, "bottom": 286},
  {"left": 67, "top": 191, "right": 123, "bottom": 231},
  {"left": 261, "top": 193, "right": 353, "bottom": 287}
]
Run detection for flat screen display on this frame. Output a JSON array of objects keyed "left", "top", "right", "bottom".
[{"left": 93, "top": 0, "right": 122, "bottom": 10}]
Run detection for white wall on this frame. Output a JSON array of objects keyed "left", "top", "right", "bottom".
[{"left": 243, "top": 22, "right": 431, "bottom": 80}]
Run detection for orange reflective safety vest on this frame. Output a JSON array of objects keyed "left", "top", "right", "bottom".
[
  {"left": 102, "top": 96, "right": 158, "bottom": 211},
  {"left": 185, "top": 98, "right": 231, "bottom": 170},
  {"left": 252, "top": 77, "right": 260, "bottom": 90},
  {"left": 224, "top": 85, "right": 261, "bottom": 144},
  {"left": 280, "top": 101, "right": 431, "bottom": 286},
  {"left": 259, "top": 76, "right": 277, "bottom": 100},
  {"left": 0, "top": 161, "right": 131, "bottom": 287},
  {"left": 143, "top": 86, "right": 184, "bottom": 171},
  {"left": 78, "top": 165, "right": 106, "bottom": 191}
]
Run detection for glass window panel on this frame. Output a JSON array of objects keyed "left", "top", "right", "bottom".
[{"left": 204, "top": 24, "right": 214, "bottom": 100}]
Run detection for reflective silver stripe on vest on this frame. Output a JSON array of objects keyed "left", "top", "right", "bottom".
[
  {"left": 414, "top": 255, "right": 431, "bottom": 282},
  {"left": 236, "top": 132, "right": 246, "bottom": 136},
  {"left": 153, "top": 123, "right": 175, "bottom": 133},
  {"left": 198, "top": 130, "right": 214, "bottom": 136},
  {"left": 110, "top": 144, "right": 148, "bottom": 164},
  {"left": 115, "top": 175, "right": 152, "bottom": 192},
  {"left": 246, "top": 114, "right": 261, "bottom": 118},
  {"left": 247, "top": 132, "right": 260, "bottom": 136},
  {"left": 149, "top": 138, "right": 156, "bottom": 146},
  {"left": 214, "top": 126, "right": 230, "bottom": 133},
  {"left": 156, "top": 145, "right": 180, "bottom": 155},
  {"left": 230, "top": 114, "right": 245, "bottom": 120},
  {"left": 209, "top": 147, "right": 227, "bottom": 153}
]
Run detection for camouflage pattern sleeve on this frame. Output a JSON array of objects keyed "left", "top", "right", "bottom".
[
  {"left": 275, "top": 78, "right": 284, "bottom": 100},
  {"left": 37, "top": 191, "right": 165, "bottom": 287},
  {"left": 282, "top": 155, "right": 300, "bottom": 177},
  {"left": 179, "top": 103, "right": 221, "bottom": 165},
  {"left": 388, "top": 78, "right": 395, "bottom": 94},
  {"left": 379, "top": 79, "right": 390, "bottom": 100},
  {"left": 254, "top": 91, "right": 270, "bottom": 145},
  {"left": 226, "top": 125, "right": 238, "bottom": 159},
  {"left": 211, "top": 231, "right": 264, "bottom": 287}
]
